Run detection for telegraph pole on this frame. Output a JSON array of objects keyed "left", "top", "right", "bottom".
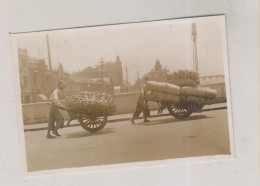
[
  {"left": 100, "top": 58, "right": 104, "bottom": 82},
  {"left": 192, "top": 23, "right": 198, "bottom": 71},
  {"left": 100, "top": 58, "right": 105, "bottom": 92},
  {"left": 137, "top": 70, "right": 141, "bottom": 89},
  {"left": 125, "top": 66, "right": 128, "bottom": 92},
  {"left": 46, "top": 34, "right": 52, "bottom": 73},
  {"left": 46, "top": 34, "right": 54, "bottom": 96}
]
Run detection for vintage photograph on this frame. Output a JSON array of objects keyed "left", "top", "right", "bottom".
[{"left": 11, "top": 15, "right": 234, "bottom": 175}]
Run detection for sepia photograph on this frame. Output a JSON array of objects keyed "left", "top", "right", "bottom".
[{"left": 11, "top": 15, "right": 234, "bottom": 175}]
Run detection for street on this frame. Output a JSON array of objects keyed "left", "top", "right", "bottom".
[{"left": 24, "top": 109, "right": 230, "bottom": 172}]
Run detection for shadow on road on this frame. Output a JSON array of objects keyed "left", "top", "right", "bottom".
[
  {"left": 65, "top": 128, "right": 115, "bottom": 138},
  {"left": 139, "top": 115, "right": 212, "bottom": 126}
]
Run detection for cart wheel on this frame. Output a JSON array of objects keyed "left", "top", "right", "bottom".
[
  {"left": 167, "top": 103, "right": 193, "bottom": 119},
  {"left": 78, "top": 114, "right": 108, "bottom": 133}
]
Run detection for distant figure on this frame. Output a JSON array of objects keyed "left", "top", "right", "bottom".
[
  {"left": 46, "top": 80, "right": 66, "bottom": 138},
  {"left": 157, "top": 100, "right": 168, "bottom": 114},
  {"left": 130, "top": 77, "right": 151, "bottom": 124}
]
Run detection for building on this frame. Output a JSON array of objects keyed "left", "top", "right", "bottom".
[
  {"left": 72, "top": 56, "right": 123, "bottom": 87},
  {"left": 18, "top": 48, "right": 122, "bottom": 103},
  {"left": 145, "top": 59, "right": 168, "bottom": 82},
  {"left": 18, "top": 48, "right": 50, "bottom": 103},
  {"left": 18, "top": 48, "right": 74, "bottom": 103},
  {"left": 71, "top": 77, "right": 113, "bottom": 93},
  {"left": 100, "top": 56, "right": 123, "bottom": 87}
]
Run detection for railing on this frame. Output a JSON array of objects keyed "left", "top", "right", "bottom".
[{"left": 199, "top": 75, "right": 225, "bottom": 85}]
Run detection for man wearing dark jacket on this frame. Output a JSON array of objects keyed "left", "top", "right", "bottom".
[{"left": 130, "top": 77, "right": 150, "bottom": 124}]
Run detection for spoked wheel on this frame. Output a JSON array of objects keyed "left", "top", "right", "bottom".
[
  {"left": 167, "top": 103, "right": 193, "bottom": 119},
  {"left": 78, "top": 114, "right": 108, "bottom": 133}
]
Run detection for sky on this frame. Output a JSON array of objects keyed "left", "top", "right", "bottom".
[{"left": 15, "top": 16, "right": 227, "bottom": 84}]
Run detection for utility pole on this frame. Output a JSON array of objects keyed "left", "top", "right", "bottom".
[
  {"left": 100, "top": 58, "right": 104, "bottom": 82},
  {"left": 46, "top": 34, "right": 54, "bottom": 96},
  {"left": 100, "top": 58, "right": 104, "bottom": 92},
  {"left": 192, "top": 23, "right": 198, "bottom": 71},
  {"left": 137, "top": 70, "right": 141, "bottom": 89},
  {"left": 46, "top": 34, "right": 52, "bottom": 73},
  {"left": 125, "top": 66, "right": 128, "bottom": 92}
]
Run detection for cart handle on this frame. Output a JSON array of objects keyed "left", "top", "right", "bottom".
[{"left": 47, "top": 103, "right": 70, "bottom": 111}]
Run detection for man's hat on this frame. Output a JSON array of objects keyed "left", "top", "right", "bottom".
[{"left": 58, "top": 80, "right": 66, "bottom": 88}]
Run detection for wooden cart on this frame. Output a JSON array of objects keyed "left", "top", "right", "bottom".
[
  {"left": 148, "top": 98, "right": 205, "bottom": 120},
  {"left": 164, "top": 101, "right": 204, "bottom": 119},
  {"left": 66, "top": 107, "right": 115, "bottom": 133}
]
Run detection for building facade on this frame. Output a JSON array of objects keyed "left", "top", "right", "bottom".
[
  {"left": 72, "top": 56, "right": 123, "bottom": 87},
  {"left": 18, "top": 48, "right": 50, "bottom": 103},
  {"left": 18, "top": 48, "right": 74, "bottom": 103},
  {"left": 145, "top": 59, "right": 168, "bottom": 82}
]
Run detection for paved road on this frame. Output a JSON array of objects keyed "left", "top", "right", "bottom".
[{"left": 24, "top": 109, "right": 231, "bottom": 172}]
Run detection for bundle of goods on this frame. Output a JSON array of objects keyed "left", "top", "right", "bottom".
[
  {"left": 146, "top": 81, "right": 180, "bottom": 95},
  {"left": 145, "top": 90, "right": 181, "bottom": 103},
  {"left": 180, "top": 86, "right": 217, "bottom": 105},
  {"left": 145, "top": 81, "right": 217, "bottom": 105},
  {"left": 66, "top": 91, "right": 116, "bottom": 113},
  {"left": 145, "top": 81, "right": 180, "bottom": 102},
  {"left": 167, "top": 70, "right": 199, "bottom": 87}
]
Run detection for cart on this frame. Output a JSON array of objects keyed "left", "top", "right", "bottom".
[
  {"left": 157, "top": 99, "right": 205, "bottom": 120},
  {"left": 146, "top": 89, "right": 210, "bottom": 120},
  {"left": 64, "top": 90, "right": 116, "bottom": 133},
  {"left": 63, "top": 90, "right": 117, "bottom": 133},
  {"left": 65, "top": 107, "right": 115, "bottom": 133}
]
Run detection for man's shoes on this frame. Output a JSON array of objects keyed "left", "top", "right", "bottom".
[
  {"left": 130, "top": 118, "right": 135, "bottom": 124},
  {"left": 143, "top": 119, "right": 151, "bottom": 123},
  {"left": 46, "top": 134, "right": 55, "bottom": 138},
  {"left": 52, "top": 130, "right": 61, "bottom": 136}
]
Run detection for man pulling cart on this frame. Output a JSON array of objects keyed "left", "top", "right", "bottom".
[
  {"left": 46, "top": 80, "right": 66, "bottom": 138},
  {"left": 130, "top": 77, "right": 151, "bottom": 124}
]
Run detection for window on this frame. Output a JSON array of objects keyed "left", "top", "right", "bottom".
[{"left": 24, "top": 76, "right": 28, "bottom": 87}]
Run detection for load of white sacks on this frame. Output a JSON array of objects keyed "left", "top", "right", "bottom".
[
  {"left": 145, "top": 81, "right": 180, "bottom": 103},
  {"left": 145, "top": 81, "right": 217, "bottom": 105},
  {"left": 180, "top": 86, "right": 217, "bottom": 105},
  {"left": 66, "top": 91, "right": 116, "bottom": 113}
]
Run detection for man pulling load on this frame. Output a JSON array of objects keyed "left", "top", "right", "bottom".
[
  {"left": 46, "top": 80, "right": 66, "bottom": 138},
  {"left": 130, "top": 77, "right": 151, "bottom": 124}
]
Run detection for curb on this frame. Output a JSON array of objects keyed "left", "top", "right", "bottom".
[{"left": 24, "top": 106, "right": 227, "bottom": 132}]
